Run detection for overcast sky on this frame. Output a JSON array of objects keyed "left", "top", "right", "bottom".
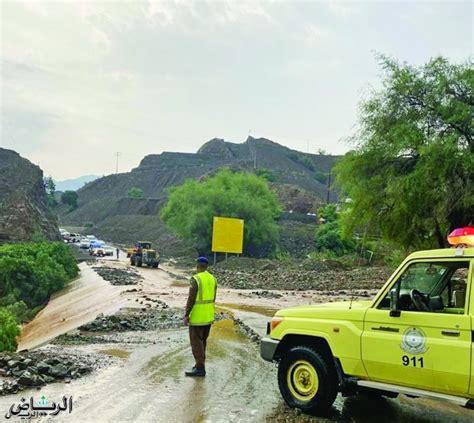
[{"left": 1, "top": 0, "right": 472, "bottom": 180}]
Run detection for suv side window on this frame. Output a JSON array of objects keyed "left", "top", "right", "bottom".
[
  {"left": 440, "top": 267, "right": 468, "bottom": 309},
  {"left": 379, "top": 261, "right": 470, "bottom": 313}
]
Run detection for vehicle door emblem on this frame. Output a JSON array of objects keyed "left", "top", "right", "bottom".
[{"left": 401, "top": 327, "right": 427, "bottom": 354}]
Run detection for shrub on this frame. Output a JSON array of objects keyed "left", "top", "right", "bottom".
[
  {"left": 0, "top": 242, "right": 78, "bottom": 351},
  {"left": 0, "top": 309, "right": 20, "bottom": 352},
  {"left": 0, "top": 242, "right": 78, "bottom": 308},
  {"left": 127, "top": 187, "right": 144, "bottom": 199},
  {"left": 315, "top": 205, "right": 355, "bottom": 256}
]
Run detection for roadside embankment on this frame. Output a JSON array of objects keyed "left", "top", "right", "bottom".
[{"left": 212, "top": 256, "right": 392, "bottom": 291}]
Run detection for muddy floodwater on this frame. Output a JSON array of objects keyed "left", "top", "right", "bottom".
[
  {"left": 1, "top": 259, "right": 472, "bottom": 422},
  {"left": 17, "top": 263, "right": 126, "bottom": 351}
]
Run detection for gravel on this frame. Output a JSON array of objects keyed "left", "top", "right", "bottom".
[
  {"left": 78, "top": 308, "right": 182, "bottom": 332},
  {"left": 92, "top": 265, "right": 143, "bottom": 286},
  {"left": 212, "top": 257, "right": 392, "bottom": 291},
  {"left": 0, "top": 349, "right": 112, "bottom": 395}
]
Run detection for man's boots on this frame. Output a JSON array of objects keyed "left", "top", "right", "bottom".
[{"left": 185, "top": 366, "right": 206, "bottom": 377}]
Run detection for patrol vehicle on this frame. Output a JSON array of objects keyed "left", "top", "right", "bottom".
[{"left": 261, "top": 242, "right": 474, "bottom": 413}]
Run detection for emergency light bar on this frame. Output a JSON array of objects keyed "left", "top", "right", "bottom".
[{"left": 447, "top": 227, "right": 474, "bottom": 247}]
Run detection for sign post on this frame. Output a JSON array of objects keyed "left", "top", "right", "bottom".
[{"left": 211, "top": 217, "right": 244, "bottom": 260}]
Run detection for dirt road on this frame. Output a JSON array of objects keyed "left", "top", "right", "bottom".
[{"left": 1, "top": 258, "right": 472, "bottom": 422}]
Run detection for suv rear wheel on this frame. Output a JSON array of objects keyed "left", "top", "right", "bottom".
[{"left": 278, "top": 346, "right": 338, "bottom": 415}]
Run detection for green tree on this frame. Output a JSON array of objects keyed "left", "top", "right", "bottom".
[
  {"left": 315, "top": 205, "right": 354, "bottom": 255},
  {"left": 127, "top": 187, "right": 144, "bottom": 199},
  {"left": 0, "top": 242, "right": 78, "bottom": 351},
  {"left": 0, "top": 242, "right": 78, "bottom": 308},
  {"left": 0, "top": 309, "right": 20, "bottom": 352},
  {"left": 61, "top": 190, "right": 78, "bottom": 210},
  {"left": 161, "top": 169, "right": 282, "bottom": 256},
  {"left": 318, "top": 204, "right": 337, "bottom": 223},
  {"left": 43, "top": 176, "right": 55, "bottom": 195},
  {"left": 43, "top": 176, "right": 57, "bottom": 208},
  {"left": 335, "top": 56, "right": 473, "bottom": 249}
]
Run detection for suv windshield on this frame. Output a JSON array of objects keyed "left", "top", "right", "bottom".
[{"left": 379, "top": 261, "right": 469, "bottom": 313}]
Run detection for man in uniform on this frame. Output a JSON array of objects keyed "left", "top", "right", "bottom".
[{"left": 183, "top": 256, "right": 217, "bottom": 377}]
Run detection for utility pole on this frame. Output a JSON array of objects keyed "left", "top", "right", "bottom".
[
  {"left": 115, "top": 152, "right": 121, "bottom": 174},
  {"left": 248, "top": 130, "right": 257, "bottom": 169},
  {"left": 326, "top": 171, "right": 331, "bottom": 204}
]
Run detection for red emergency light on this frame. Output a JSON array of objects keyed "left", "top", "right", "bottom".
[{"left": 447, "top": 226, "right": 474, "bottom": 247}]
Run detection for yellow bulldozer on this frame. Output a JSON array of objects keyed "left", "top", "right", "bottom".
[{"left": 129, "top": 241, "right": 160, "bottom": 268}]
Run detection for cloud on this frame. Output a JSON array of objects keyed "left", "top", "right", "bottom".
[
  {"left": 145, "top": 0, "right": 275, "bottom": 26},
  {"left": 326, "top": 0, "right": 360, "bottom": 18},
  {"left": 1, "top": 0, "right": 472, "bottom": 179},
  {"left": 301, "top": 24, "right": 331, "bottom": 47}
]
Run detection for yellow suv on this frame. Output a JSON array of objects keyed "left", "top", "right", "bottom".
[{"left": 261, "top": 248, "right": 474, "bottom": 414}]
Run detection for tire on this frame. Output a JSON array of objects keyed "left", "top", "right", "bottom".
[
  {"left": 152, "top": 262, "right": 158, "bottom": 269},
  {"left": 278, "top": 346, "right": 338, "bottom": 415}
]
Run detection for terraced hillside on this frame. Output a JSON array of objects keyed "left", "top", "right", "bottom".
[{"left": 59, "top": 137, "right": 339, "bottom": 256}]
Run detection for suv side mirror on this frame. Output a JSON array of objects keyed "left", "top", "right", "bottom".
[{"left": 389, "top": 288, "right": 401, "bottom": 317}]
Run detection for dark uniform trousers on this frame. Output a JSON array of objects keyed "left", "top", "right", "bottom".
[{"left": 189, "top": 325, "right": 211, "bottom": 369}]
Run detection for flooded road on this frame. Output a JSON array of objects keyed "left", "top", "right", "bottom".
[
  {"left": 17, "top": 263, "right": 126, "bottom": 351},
  {"left": 2, "top": 259, "right": 472, "bottom": 422},
  {"left": 1, "top": 320, "right": 281, "bottom": 422}
]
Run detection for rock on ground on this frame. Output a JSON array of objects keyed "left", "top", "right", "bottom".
[{"left": 0, "top": 349, "right": 112, "bottom": 395}]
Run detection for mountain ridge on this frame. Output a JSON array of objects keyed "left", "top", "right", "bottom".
[
  {"left": 58, "top": 137, "right": 340, "bottom": 255},
  {"left": 55, "top": 174, "right": 101, "bottom": 192}
]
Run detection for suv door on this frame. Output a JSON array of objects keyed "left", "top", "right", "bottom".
[{"left": 361, "top": 259, "right": 472, "bottom": 395}]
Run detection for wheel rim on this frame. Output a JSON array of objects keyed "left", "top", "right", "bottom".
[{"left": 287, "top": 360, "right": 319, "bottom": 402}]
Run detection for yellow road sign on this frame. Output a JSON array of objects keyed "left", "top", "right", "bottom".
[{"left": 212, "top": 217, "right": 244, "bottom": 254}]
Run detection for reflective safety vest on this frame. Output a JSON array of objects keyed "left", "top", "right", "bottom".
[{"left": 189, "top": 271, "right": 217, "bottom": 326}]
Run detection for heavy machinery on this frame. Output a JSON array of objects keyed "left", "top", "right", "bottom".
[{"left": 130, "top": 242, "right": 159, "bottom": 268}]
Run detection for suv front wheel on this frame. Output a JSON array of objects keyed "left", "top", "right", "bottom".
[{"left": 278, "top": 345, "right": 338, "bottom": 414}]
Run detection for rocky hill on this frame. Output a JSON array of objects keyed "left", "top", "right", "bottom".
[
  {"left": 0, "top": 148, "right": 60, "bottom": 242},
  {"left": 59, "top": 137, "right": 340, "bottom": 256}
]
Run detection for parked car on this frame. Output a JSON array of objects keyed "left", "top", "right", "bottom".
[
  {"left": 102, "top": 246, "right": 114, "bottom": 256},
  {"left": 90, "top": 247, "right": 104, "bottom": 257},
  {"left": 65, "top": 233, "right": 81, "bottom": 243},
  {"left": 90, "top": 240, "right": 105, "bottom": 249},
  {"left": 79, "top": 239, "right": 91, "bottom": 249}
]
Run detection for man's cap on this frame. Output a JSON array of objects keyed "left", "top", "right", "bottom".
[{"left": 197, "top": 256, "right": 209, "bottom": 264}]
